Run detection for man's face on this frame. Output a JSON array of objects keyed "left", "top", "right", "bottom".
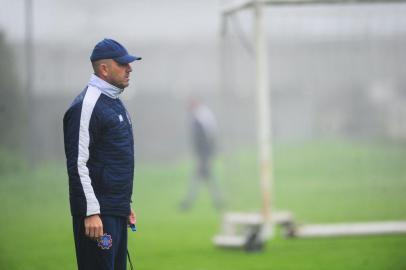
[{"left": 105, "top": 60, "right": 133, "bottom": 89}]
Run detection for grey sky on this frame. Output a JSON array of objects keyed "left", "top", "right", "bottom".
[
  {"left": 1, "top": 0, "right": 406, "bottom": 45},
  {"left": 0, "top": 0, "right": 221, "bottom": 43}
]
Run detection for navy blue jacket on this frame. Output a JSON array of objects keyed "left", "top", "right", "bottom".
[{"left": 63, "top": 85, "right": 134, "bottom": 217}]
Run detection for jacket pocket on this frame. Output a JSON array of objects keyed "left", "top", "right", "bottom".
[{"left": 101, "top": 167, "right": 132, "bottom": 194}]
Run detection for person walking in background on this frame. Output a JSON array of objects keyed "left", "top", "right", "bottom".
[
  {"left": 63, "top": 38, "right": 141, "bottom": 270},
  {"left": 180, "top": 97, "right": 224, "bottom": 211}
]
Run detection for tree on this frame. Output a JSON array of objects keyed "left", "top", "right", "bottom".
[{"left": 0, "top": 31, "right": 23, "bottom": 151}]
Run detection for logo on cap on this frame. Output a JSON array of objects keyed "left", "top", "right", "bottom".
[{"left": 98, "top": 233, "right": 113, "bottom": 250}]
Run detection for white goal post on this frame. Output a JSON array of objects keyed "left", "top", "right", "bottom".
[{"left": 214, "top": 0, "right": 406, "bottom": 247}]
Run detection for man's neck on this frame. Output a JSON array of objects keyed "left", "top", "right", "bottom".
[{"left": 88, "top": 74, "right": 123, "bottom": 99}]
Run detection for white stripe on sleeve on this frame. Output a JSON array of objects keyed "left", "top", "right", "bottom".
[{"left": 77, "top": 86, "right": 101, "bottom": 216}]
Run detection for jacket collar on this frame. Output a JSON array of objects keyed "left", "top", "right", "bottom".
[{"left": 88, "top": 74, "right": 123, "bottom": 99}]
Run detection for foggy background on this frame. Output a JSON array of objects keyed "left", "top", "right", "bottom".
[
  {"left": 0, "top": 0, "right": 405, "bottom": 164},
  {"left": 1, "top": 1, "right": 406, "bottom": 269}
]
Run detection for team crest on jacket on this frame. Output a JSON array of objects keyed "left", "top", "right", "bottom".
[{"left": 98, "top": 234, "right": 113, "bottom": 250}]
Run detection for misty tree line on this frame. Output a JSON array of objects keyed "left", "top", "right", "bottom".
[{"left": 0, "top": 32, "right": 24, "bottom": 158}]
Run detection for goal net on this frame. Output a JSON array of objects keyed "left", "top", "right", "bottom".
[{"left": 218, "top": 1, "right": 406, "bottom": 225}]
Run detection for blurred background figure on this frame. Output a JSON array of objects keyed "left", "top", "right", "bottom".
[{"left": 180, "top": 97, "right": 223, "bottom": 211}]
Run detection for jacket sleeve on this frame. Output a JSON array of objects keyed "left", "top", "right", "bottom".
[{"left": 63, "top": 91, "right": 101, "bottom": 216}]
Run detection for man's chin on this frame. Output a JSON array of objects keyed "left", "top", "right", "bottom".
[
  {"left": 119, "top": 82, "right": 129, "bottom": 89},
  {"left": 123, "top": 80, "right": 130, "bottom": 88}
]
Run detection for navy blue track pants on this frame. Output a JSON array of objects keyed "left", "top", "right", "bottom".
[{"left": 73, "top": 215, "right": 128, "bottom": 270}]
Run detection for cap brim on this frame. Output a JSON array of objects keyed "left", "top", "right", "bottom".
[{"left": 114, "top": 54, "right": 142, "bottom": 64}]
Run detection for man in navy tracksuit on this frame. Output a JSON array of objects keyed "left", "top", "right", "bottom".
[{"left": 63, "top": 39, "right": 141, "bottom": 270}]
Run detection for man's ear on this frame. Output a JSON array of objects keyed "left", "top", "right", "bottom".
[{"left": 99, "top": 62, "right": 109, "bottom": 77}]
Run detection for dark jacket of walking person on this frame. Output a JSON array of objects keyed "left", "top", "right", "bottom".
[{"left": 180, "top": 98, "right": 223, "bottom": 211}]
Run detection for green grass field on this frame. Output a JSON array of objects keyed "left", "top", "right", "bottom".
[{"left": 0, "top": 140, "right": 405, "bottom": 269}]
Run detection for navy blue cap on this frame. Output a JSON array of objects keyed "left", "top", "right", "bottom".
[{"left": 90, "top": 38, "right": 141, "bottom": 64}]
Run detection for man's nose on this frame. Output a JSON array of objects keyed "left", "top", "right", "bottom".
[{"left": 127, "top": 64, "right": 132, "bottom": 72}]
